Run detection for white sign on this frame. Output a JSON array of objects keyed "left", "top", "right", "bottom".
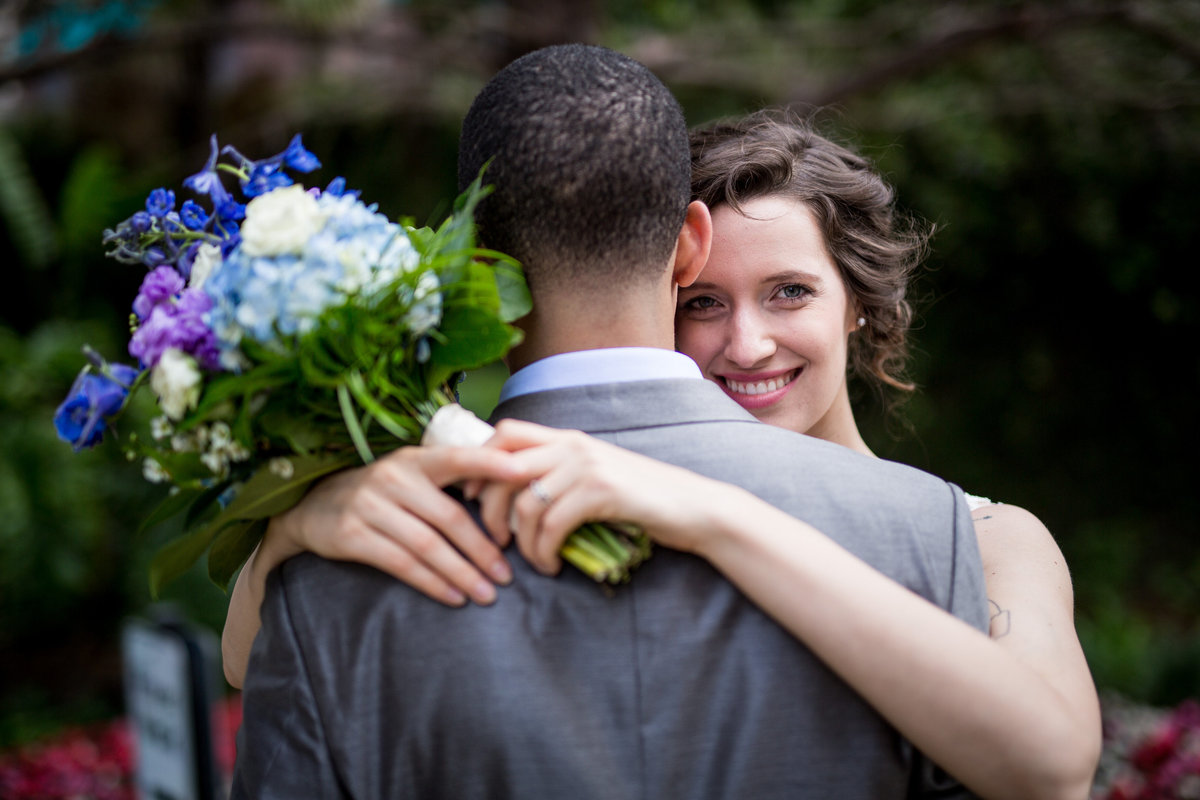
[{"left": 122, "top": 620, "right": 203, "bottom": 800}]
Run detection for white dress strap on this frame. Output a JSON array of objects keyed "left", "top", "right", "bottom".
[{"left": 965, "top": 493, "right": 995, "bottom": 511}]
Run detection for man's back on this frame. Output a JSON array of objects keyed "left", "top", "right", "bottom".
[{"left": 234, "top": 379, "right": 987, "bottom": 799}]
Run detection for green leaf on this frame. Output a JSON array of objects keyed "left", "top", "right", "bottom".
[
  {"left": 429, "top": 306, "right": 518, "bottom": 375},
  {"left": 337, "top": 383, "right": 375, "bottom": 463},
  {"left": 149, "top": 520, "right": 224, "bottom": 598},
  {"left": 137, "top": 487, "right": 205, "bottom": 536},
  {"left": 207, "top": 517, "right": 269, "bottom": 591},
  {"left": 185, "top": 360, "right": 295, "bottom": 424},
  {"left": 345, "top": 370, "right": 424, "bottom": 443},
  {"left": 148, "top": 454, "right": 352, "bottom": 596},
  {"left": 491, "top": 258, "right": 532, "bottom": 323},
  {"left": 258, "top": 406, "right": 328, "bottom": 454},
  {"left": 183, "top": 479, "right": 234, "bottom": 529},
  {"left": 208, "top": 453, "right": 353, "bottom": 533}
]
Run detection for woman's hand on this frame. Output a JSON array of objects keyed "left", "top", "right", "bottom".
[
  {"left": 222, "top": 443, "right": 523, "bottom": 688},
  {"left": 473, "top": 419, "right": 741, "bottom": 574},
  {"left": 271, "top": 445, "right": 521, "bottom": 605}
]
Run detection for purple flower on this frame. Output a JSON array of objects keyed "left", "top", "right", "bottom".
[
  {"left": 133, "top": 265, "right": 185, "bottom": 320},
  {"left": 130, "top": 211, "right": 153, "bottom": 233},
  {"left": 282, "top": 134, "right": 321, "bottom": 172},
  {"left": 53, "top": 363, "right": 140, "bottom": 451},
  {"left": 129, "top": 290, "right": 220, "bottom": 370},
  {"left": 180, "top": 200, "right": 209, "bottom": 230},
  {"left": 146, "top": 188, "right": 175, "bottom": 217}
]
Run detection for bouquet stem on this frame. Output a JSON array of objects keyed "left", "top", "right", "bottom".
[{"left": 421, "top": 404, "right": 651, "bottom": 585}]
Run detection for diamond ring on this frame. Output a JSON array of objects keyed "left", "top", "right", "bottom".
[{"left": 528, "top": 479, "right": 553, "bottom": 506}]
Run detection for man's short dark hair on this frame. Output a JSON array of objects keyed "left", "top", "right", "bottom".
[{"left": 458, "top": 44, "right": 690, "bottom": 291}]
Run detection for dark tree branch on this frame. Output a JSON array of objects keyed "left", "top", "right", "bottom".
[
  {"left": 1123, "top": 6, "right": 1200, "bottom": 71},
  {"left": 0, "top": 15, "right": 468, "bottom": 86},
  {"left": 800, "top": 4, "right": 1134, "bottom": 107},
  {"left": 2, "top": 1, "right": 1195, "bottom": 117}
]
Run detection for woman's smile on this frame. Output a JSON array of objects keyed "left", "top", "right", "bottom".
[{"left": 718, "top": 367, "right": 802, "bottom": 409}]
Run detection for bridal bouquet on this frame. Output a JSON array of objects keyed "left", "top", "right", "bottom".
[{"left": 54, "top": 135, "right": 650, "bottom": 594}]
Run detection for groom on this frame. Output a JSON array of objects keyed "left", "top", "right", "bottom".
[{"left": 232, "top": 44, "right": 988, "bottom": 799}]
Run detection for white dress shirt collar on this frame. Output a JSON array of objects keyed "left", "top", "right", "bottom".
[{"left": 498, "top": 347, "right": 703, "bottom": 403}]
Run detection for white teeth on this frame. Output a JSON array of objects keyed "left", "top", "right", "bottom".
[{"left": 725, "top": 371, "right": 796, "bottom": 396}]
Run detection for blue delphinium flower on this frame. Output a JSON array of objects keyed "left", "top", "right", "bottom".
[
  {"left": 216, "top": 197, "right": 246, "bottom": 222},
  {"left": 185, "top": 135, "right": 246, "bottom": 226},
  {"left": 54, "top": 363, "right": 140, "bottom": 451},
  {"left": 282, "top": 134, "right": 321, "bottom": 172},
  {"left": 104, "top": 134, "right": 321, "bottom": 279},
  {"left": 324, "top": 177, "right": 348, "bottom": 197},
  {"left": 143, "top": 247, "right": 167, "bottom": 268},
  {"left": 180, "top": 200, "right": 209, "bottom": 230},
  {"left": 242, "top": 162, "right": 293, "bottom": 198},
  {"left": 220, "top": 134, "right": 321, "bottom": 198},
  {"left": 183, "top": 136, "right": 225, "bottom": 197},
  {"left": 146, "top": 188, "right": 175, "bottom": 217}
]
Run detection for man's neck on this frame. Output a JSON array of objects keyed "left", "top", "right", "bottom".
[{"left": 506, "top": 291, "right": 677, "bottom": 372}]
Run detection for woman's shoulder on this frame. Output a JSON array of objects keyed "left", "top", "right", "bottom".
[
  {"left": 966, "top": 501, "right": 1069, "bottom": 586},
  {"left": 967, "top": 499, "right": 1050, "bottom": 538}
]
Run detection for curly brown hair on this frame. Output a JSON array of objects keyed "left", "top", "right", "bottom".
[{"left": 689, "top": 109, "right": 930, "bottom": 398}]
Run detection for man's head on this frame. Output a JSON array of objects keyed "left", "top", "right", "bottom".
[{"left": 458, "top": 44, "right": 693, "bottom": 295}]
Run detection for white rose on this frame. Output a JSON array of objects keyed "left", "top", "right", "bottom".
[
  {"left": 189, "top": 242, "right": 222, "bottom": 290},
  {"left": 422, "top": 405, "right": 522, "bottom": 530},
  {"left": 150, "top": 348, "right": 202, "bottom": 421},
  {"left": 420, "top": 404, "right": 496, "bottom": 448},
  {"left": 239, "top": 184, "right": 325, "bottom": 257}
]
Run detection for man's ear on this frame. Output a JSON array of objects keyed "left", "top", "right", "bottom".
[{"left": 671, "top": 201, "right": 712, "bottom": 288}]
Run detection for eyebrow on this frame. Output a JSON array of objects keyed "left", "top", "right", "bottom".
[{"left": 685, "top": 270, "right": 826, "bottom": 292}]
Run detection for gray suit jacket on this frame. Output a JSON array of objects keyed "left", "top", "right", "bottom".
[{"left": 232, "top": 378, "right": 987, "bottom": 799}]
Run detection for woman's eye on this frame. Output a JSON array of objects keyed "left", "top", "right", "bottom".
[
  {"left": 682, "top": 295, "right": 719, "bottom": 311},
  {"left": 778, "top": 284, "right": 811, "bottom": 301}
]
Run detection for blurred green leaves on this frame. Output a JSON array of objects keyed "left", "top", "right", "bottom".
[
  {"left": 0, "top": 129, "right": 56, "bottom": 270},
  {"left": 0, "top": 321, "right": 152, "bottom": 643}
]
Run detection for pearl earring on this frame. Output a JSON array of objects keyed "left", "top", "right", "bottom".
[{"left": 856, "top": 317, "right": 866, "bottom": 328}]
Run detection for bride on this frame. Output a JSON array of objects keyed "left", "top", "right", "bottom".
[{"left": 222, "top": 110, "right": 1101, "bottom": 800}]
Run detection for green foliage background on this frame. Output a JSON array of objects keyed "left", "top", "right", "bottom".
[{"left": 0, "top": 0, "right": 1196, "bottom": 746}]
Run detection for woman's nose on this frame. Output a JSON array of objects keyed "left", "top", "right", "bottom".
[{"left": 723, "top": 310, "right": 777, "bottom": 367}]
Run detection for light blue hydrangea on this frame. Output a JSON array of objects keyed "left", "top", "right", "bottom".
[{"left": 204, "top": 190, "right": 426, "bottom": 369}]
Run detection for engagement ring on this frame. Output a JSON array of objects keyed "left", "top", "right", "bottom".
[{"left": 529, "top": 479, "right": 553, "bottom": 506}]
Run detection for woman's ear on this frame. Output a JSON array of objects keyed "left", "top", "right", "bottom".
[{"left": 671, "top": 201, "right": 712, "bottom": 289}]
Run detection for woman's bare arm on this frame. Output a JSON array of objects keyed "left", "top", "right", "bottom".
[{"left": 484, "top": 420, "right": 1101, "bottom": 800}]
